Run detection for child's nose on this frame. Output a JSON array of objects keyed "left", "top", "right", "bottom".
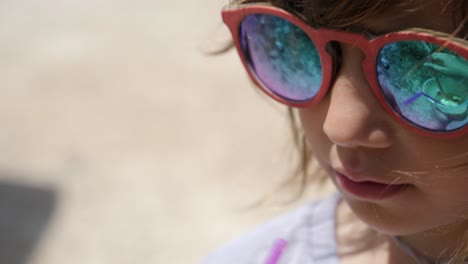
[{"left": 322, "top": 44, "right": 394, "bottom": 148}]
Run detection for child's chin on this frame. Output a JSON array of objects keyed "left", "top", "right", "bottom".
[
  {"left": 343, "top": 197, "right": 426, "bottom": 236},
  {"left": 366, "top": 223, "right": 418, "bottom": 237}
]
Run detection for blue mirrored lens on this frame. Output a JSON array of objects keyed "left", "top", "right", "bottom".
[
  {"left": 240, "top": 14, "right": 323, "bottom": 102},
  {"left": 377, "top": 41, "right": 468, "bottom": 132}
]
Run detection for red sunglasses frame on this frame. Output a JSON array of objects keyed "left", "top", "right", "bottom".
[{"left": 222, "top": 3, "right": 468, "bottom": 139}]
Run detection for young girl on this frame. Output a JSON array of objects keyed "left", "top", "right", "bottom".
[{"left": 203, "top": 0, "right": 468, "bottom": 263}]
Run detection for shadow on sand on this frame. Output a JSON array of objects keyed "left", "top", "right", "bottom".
[{"left": 0, "top": 180, "right": 57, "bottom": 264}]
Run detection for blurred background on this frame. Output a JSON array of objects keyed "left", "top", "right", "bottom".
[{"left": 0, "top": 0, "right": 333, "bottom": 263}]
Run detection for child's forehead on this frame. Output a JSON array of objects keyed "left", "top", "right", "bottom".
[
  {"left": 270, "top": 0, "right": 455, "bottom": 34},
  {"left": 361, "top": 4, "right": 453, "bottom": 34},
  {"left": 361, "top": 2, "right": 454, "bottom": 35}
]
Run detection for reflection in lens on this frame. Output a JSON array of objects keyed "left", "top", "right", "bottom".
[
  {"left": 240, "top": 14, "right": 323, "bottom": 102},
  {"left": 377, "top": 40, "right": 468, "bottom": 132}
]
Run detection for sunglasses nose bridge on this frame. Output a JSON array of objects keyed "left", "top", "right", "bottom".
[
  {"left": 317, "top": 29, "right": 373, "bottom": 87},
  {"left": 319, "top": 29, "right": 372, "bottom": 55}
]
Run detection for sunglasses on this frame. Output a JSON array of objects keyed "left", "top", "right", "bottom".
[{"left": 222, "top": 3, "right": 468, "bottom": 138}]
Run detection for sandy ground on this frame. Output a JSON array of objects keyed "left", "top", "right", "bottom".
[{"left": 0, "top": 1, "right": 333, "bottom": 263}]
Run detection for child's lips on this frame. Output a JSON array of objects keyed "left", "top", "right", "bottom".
[
  {"left": 335, "top": 169, "right": 401, "bottom": 185},
  {"left": 334, "top": 171, "right": 410, "bottom": 200}
]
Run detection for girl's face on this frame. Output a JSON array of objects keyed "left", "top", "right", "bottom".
[{"left": 299, "top": 0, "right": 468, "bottom": 236}]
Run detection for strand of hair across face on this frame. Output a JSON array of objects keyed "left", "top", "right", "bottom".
[
  {"left": 392, "top": 236, "right": 432, "bottom": 264},
  {"left": 393, "top": 236, "right": 468, "bottom": 264}
]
